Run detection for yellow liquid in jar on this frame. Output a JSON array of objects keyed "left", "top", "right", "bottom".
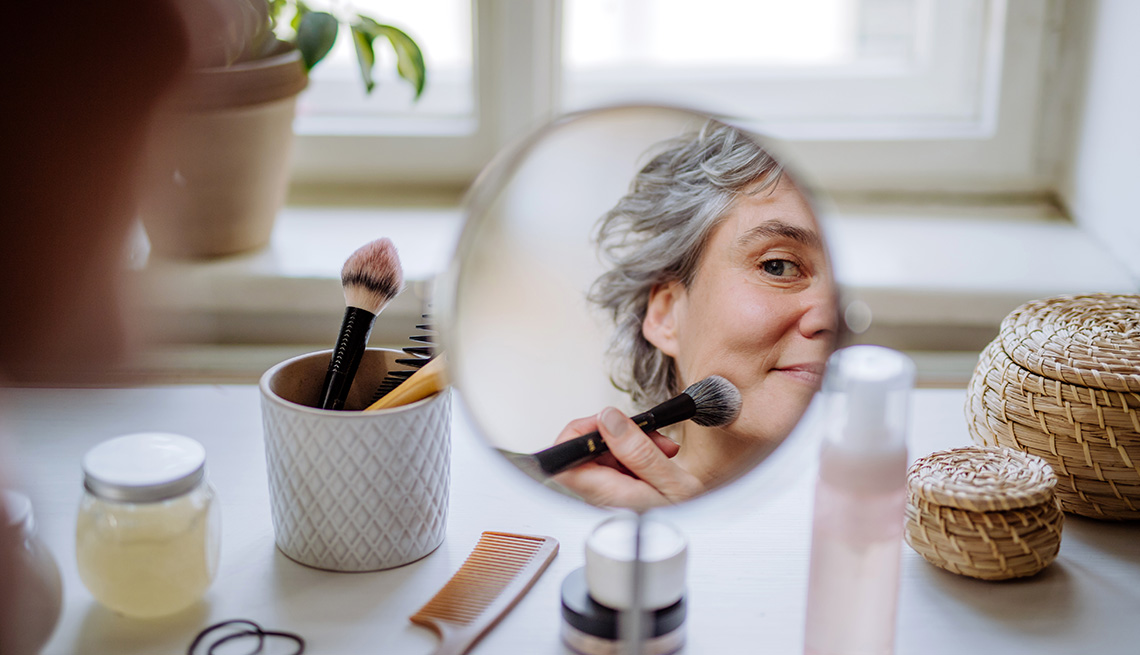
[{"left": 76, "top": 487, "right": 219, "bottom": 618}]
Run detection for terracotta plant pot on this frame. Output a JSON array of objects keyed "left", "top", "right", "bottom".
[{"left": 140, "top": 50, "right": 308, "bottom": 259}]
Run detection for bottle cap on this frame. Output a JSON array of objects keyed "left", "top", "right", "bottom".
[
  {"left": 824, "top": 345, "right": 915, "bottom": 453},
  {"left": 82, "top": 433, "right": 206, "bottom": 503},
  {"left": 585, "top": 515, "right": 687, "bottom": 611}
]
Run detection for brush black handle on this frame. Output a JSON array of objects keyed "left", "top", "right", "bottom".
[
  {"left": 319, "top": 306, "right": 377, "bottom": 410},
  {"left": 533, "top": 393, "right": 697, "bottom": 475}
]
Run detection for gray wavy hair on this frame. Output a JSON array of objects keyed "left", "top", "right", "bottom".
[{"left": 588, "top": 120, "right": 783, "bottom": 407}]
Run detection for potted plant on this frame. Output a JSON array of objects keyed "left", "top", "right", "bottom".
[{"left": 140, "top": 0, "right": 426, "bottom": 259}]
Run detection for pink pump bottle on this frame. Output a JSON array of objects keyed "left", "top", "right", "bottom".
[{"left": 804, "top": 345, "right": 916, "bottom": 655}]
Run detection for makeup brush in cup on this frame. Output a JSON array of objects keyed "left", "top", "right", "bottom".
[
  {"left": 318, "top": 238, "right": 404, "bottom": 410},
  {"left": 503, "top": 375, "right": 742, "bottom": 478}
]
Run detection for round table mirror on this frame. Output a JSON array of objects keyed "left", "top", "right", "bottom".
[{"left": 438, "top": 105, "right": 840, "bottom": 510}]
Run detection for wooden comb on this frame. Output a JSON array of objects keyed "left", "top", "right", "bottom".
[{"left": 410, "top": 531, "right": 559, "bottom": 655}]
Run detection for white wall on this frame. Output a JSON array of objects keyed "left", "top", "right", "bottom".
[{"left": 1060, "top": 0, "right": 1140, "bottom": 284}]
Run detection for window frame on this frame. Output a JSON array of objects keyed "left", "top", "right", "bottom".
[{"left": 287, "top": 0, "right": 1057, "bottom": 195}]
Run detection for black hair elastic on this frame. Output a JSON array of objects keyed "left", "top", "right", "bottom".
[
  {"left": 206, "top": 630, "right": 264, "bottom": 655},
  {"left": 188, "top": 619, "right": 305, "bottom": 655}
]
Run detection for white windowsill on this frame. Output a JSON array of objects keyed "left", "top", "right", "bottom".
[
  {"left": 826, "top": 198, "right": 1136, "bottom": 327},
  {"left": 128, "top": 197, "right": 1136, "bottom": 385}
]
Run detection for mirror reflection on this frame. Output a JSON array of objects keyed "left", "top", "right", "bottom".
[{"left": 443, "top": 106, "right": 839, "bottom": 509}]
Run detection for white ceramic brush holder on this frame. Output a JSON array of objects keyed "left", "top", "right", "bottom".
[{"left": 260, "top": 349, "right": 450, "bottom": 572}]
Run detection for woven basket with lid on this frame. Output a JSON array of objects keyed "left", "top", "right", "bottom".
[
  {"left": 966, "top": 294, "right": 1140, "bottom": 519},
  {"left": 905, "top": 446, "right": 1063, "bottom": 580}
]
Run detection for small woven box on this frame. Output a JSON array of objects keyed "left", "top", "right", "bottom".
[
  {"left": 905, "top": 446, "right": 1063, "bottom": 580},
  {"left": 966, "top": 294, "right": 1140, "bottom": 519}
]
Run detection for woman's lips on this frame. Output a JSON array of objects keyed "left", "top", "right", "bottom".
[{"left": 772, "top": 363, "right": 825, "bottom": 386}]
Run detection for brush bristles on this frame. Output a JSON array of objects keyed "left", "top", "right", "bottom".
[
  {"left": 341, "top": 238, "right": 404, "bottom": 313},
  {"left": 684, "top": 375, "right": 742, "bottom": 427}
]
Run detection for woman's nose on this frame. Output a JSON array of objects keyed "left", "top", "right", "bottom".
[{"left": 798, "top": 283, "right": 839, "bottom": 339}]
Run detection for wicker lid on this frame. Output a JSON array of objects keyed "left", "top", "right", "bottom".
[
  {"left": 907, "top": 446, "right": 1056, "bottom": 512},
  {"left": 999, "top": 294, "right": 1140, "bottom": 393}
]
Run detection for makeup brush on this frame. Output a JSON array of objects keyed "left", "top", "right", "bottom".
[
  {"left": 319, "top": 238, "right": 404, "bottom": 410},
  {"left": 504, "top": 375, "right": 742, "bottom": 478}
]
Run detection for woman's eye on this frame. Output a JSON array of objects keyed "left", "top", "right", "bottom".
[{"left": 761, "top": 259, "right": 802, "bottom": 277}]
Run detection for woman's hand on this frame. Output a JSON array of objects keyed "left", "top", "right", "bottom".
[{"left": 550, "top": 407, "right": 705, "bottom": 510}]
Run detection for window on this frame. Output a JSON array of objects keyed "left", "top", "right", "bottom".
[
  {"left": 135, "top": 0, "right": 1097, "bottom": 382},
  {"left": 295, "top": 0, "right": 475, "bottom": 134},
  {"left": 290, "top": 0, "right": 1055, "bottom": 195},
  {"left": 564, "top": 0, "right": 999, "bottom": 137}
]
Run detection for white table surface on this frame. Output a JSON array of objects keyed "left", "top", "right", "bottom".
[{"left": 2, "top": 387, "right": 1138, "bottom": 654}]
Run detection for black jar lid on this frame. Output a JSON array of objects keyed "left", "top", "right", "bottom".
[{"left": 561, "top": 567, "right": 686, "bottom": 640}]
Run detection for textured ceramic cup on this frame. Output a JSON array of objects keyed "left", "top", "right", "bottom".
[{"left": 260, "top": 349, "right": 450, "bottom": 572}]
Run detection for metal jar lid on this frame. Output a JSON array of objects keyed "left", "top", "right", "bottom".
[{"left": 82, "top": 433, "right": 206, "bottom": 503}]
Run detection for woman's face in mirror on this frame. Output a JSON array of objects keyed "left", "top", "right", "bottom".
[
  {"left": 640, "top": 176, "right": 837, "bottom": 484},
  {"left": 446, "top": 109, "right": 839, "bottom": 509}
]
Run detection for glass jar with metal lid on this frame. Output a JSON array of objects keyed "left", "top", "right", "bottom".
[{"left": 76, "top": 432, "right": 220, "bottom": 618}]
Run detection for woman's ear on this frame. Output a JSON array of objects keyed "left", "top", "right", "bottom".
[{"left": 642, "top": 281, "right": 684, "bottom": 358}]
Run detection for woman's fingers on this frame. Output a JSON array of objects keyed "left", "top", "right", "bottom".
[
  {"left": 551, "top": 415, "right": 679, "bottom": 458},
  {"left": 552, "top": 416, "right": 601, "bottom": 445},
  {"left": 648, "top": 432, "right": 681, "bottom": 458},
  {"left": 553, "top": 464, "right": 670, "bottom": 510},
  {"left": 546, "top": 412, "right": 687, "bottom": 510},
  {"left": 544, "top": 409, "right": 698, "bottom": 509},
  {"left": 596, "top": 407, "right": 703, "bottom": 502},
  {"left": 596, "top": 407, "right": 670, "bottom": 476}
]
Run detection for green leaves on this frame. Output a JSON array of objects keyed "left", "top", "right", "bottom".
[
  {"left": 263, "top": 1, "right": 426, "bottom": 100},
  {"left": 350, "top": 23, "right": 377, "bottom": 93},
  {"left": 295, "top": 9, "right": 338, "bottom": 71},
  {"left": 267, "top": 0, "right": 288, "bottom": 26},
  {"left": 289, "top": 0, "right": 310, "bottom": 33},
  {"left": 351, "top": 16, "right": 426, "bottom": 99}
]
